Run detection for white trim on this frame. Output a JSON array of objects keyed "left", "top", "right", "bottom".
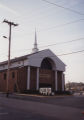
[
  {"left": 0, "top": 59, "right": 28, "bottom": 71},
  {"left": 55, "top": 71, "right": 58, "bottom": 91},
  {"left": 36, "top": 68, "right": 39, "bottom": 90},
  {"left": 28, "top": 49, "right": 65, "bottom": 71},
  {"left": 27, "top": 66, "right": 30, "bottom": 90}
]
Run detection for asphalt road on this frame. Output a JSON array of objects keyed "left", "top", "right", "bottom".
[
  {"left": 0, "top": 94, "right": 84, "bottom": 120},
  {"left": 0, "top": 105, "right": 54, "bottom": 120}
]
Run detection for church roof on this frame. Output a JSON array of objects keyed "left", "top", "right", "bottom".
[
  {"left": 0, "top": 49, "right": 66, "bottom": 71},
  {"left": 0, "top": 49, "right": 47, "bottom": 66}
]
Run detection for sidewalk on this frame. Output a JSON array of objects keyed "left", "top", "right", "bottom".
[{"left": 0, "top": 92, "right": 72, "bottom": 102}]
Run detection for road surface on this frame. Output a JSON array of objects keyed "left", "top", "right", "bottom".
[{"left": 0, "top": 94, "right": 84, "bottom": 120}]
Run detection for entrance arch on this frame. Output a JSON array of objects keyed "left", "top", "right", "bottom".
[
  {"left": 39, "top": 57, "right": 55, "bottom": 89},
  {"left": 41, "top": 57, "right": 56, "bottom": 70}
]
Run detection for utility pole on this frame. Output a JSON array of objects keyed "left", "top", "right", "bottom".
[{"left": 3, "top": 19, "right": 18, "bottom": 97}]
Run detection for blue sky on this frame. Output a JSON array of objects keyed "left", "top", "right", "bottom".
[{"left": 0, "top": 0, "right": 84, "bottom": 83}]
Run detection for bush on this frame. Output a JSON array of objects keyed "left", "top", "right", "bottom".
[{"left": 21, "top": 90, "right": 39, "bottom": 94}]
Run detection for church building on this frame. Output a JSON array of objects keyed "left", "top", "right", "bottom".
[{"left": 0, "top": 31, "right": 66, "bottom": 93}]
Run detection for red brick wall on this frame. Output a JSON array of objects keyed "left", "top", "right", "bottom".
[
  {"left": 0, "top": 66, "right": 63, "bottom": 92},
  {"left": 0, "top": 70, "right": 7, "bottom": 92},
  {"left": 9, "top": 69, "right": 18, "bottom": 92},
  {"left": 17, "top": 66, "right": 27, "bottom": 92},
  {"left": 0, "top": 69, "right": 18, "bottom": 92},
  {"left": 0, "top": 66, "right": 27, "bottom": 93},
  {"left": 30, "top": 67, "right": 37, "bottom": 90},
  {"left": 57, "top": 71, "right": 62, "bottom": 91}
]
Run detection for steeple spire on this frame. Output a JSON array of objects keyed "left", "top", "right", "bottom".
[{"left": 32, "top": 29, "right": 39, "bottom": 53}]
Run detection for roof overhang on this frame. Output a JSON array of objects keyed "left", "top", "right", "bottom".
[{"left": 27, "top": 49, "right": 66, "bottom": 71}]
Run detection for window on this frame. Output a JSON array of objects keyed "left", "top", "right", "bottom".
[
  {"left": 12, "top": 72, "right": 15, "bottom": 79},
  {"left": 4, "top": 73, "right": 7, "bottom": 80},
  {"left": 41, "top": 58, "right": 52, "bottom": 70}
]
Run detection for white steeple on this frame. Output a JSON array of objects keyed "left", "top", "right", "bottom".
[{"left": 32, "top": 29, "right": 39, "bottom": 53}]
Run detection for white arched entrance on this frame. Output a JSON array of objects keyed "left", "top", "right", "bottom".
[{"left": 39, "top": 57, "right": 56, "bottom": 91}]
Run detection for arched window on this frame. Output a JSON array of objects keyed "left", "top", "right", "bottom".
[{"left": 41, "top": 58, "right": 52, "bottom": 70}]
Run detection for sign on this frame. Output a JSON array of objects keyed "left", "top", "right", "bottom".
[{"left": 40, "top": 74, "right": 51, "bottom": 79}]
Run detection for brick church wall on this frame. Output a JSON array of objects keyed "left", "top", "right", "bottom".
[
  {"left": 0, "top": 66, "right": 27, "bottom": 93},
  {"left": 17, "top": 66, "right": 27, "bottom": 92},
  {"left": 57, "top": 71, "right": 62, "bottom": 91},
  {"left": 0, "top": 68, "right": 18, "bottom": 92},
  {"left": 0, "top": 66, "right": 63, "bottom": 93},
  {"left": 30, "top": 67, "right": 37, "bottom": 90},
  {"left": 0, "top": 70, "right": 7, "bottom": 92}
]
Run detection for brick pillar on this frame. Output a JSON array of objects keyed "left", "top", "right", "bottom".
[
  {"left": 27, "top": 66, "right": 30, "bottom": 90},
  {"left": 36, "top": 68, "right": 39, "bottom": 90}
]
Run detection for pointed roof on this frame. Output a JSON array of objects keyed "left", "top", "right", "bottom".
[{"left": 32, "top": 29, "right": 39, "bottom": 53}]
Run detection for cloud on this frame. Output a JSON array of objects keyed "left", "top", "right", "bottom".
[{"left": 0, "top": 2, "right": 19, "bottom": 15}]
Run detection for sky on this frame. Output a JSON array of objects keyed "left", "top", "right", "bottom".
[{"left": 0, "top": 0, "right": 84, "bottom": 83}]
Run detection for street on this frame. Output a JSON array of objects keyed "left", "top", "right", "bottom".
[{"left": 0, "top": 93, "right": 84, "bottom": 120}]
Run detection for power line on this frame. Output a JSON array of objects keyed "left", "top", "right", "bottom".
[
  {"left": 39, "top": 37, "right": 84, "bottom": 48},
  {"left": 13, "top": 37, "right": 84, "bottom": 52},
  {"left": 6, "top": 17, "right": 83, "bottom": 42},
  {"left": 33, "top": 49, "right": 84, "bottom": 57},
  {"left": 57, "top": 49, "right": 84, "bottom": 56},
  {"left": 9, "top": 0, "right": 63, "bottom": 21},
  {"left": 0, "top": 36, "right": 84, "bottom": 55},
  {"left": 38, "top": 18, "right": 84, "bottom": 32},
  {"left": 10, "top": 18, "right": 84, "bottom": 38},
  {"left": 0, "top": 48, "right": 84, "bottom": 62},
  {"left": 1, "top": 12, "right": 84, "bottom": 36},
  {"left": 41, "top": 0, "right": 84, "bottom": 15},
  {"left": 8, "top": 49, "right": 84, "bottom": 60},
  {"left": 10, "top": 0, "right": 83, "bottom": 22}
]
